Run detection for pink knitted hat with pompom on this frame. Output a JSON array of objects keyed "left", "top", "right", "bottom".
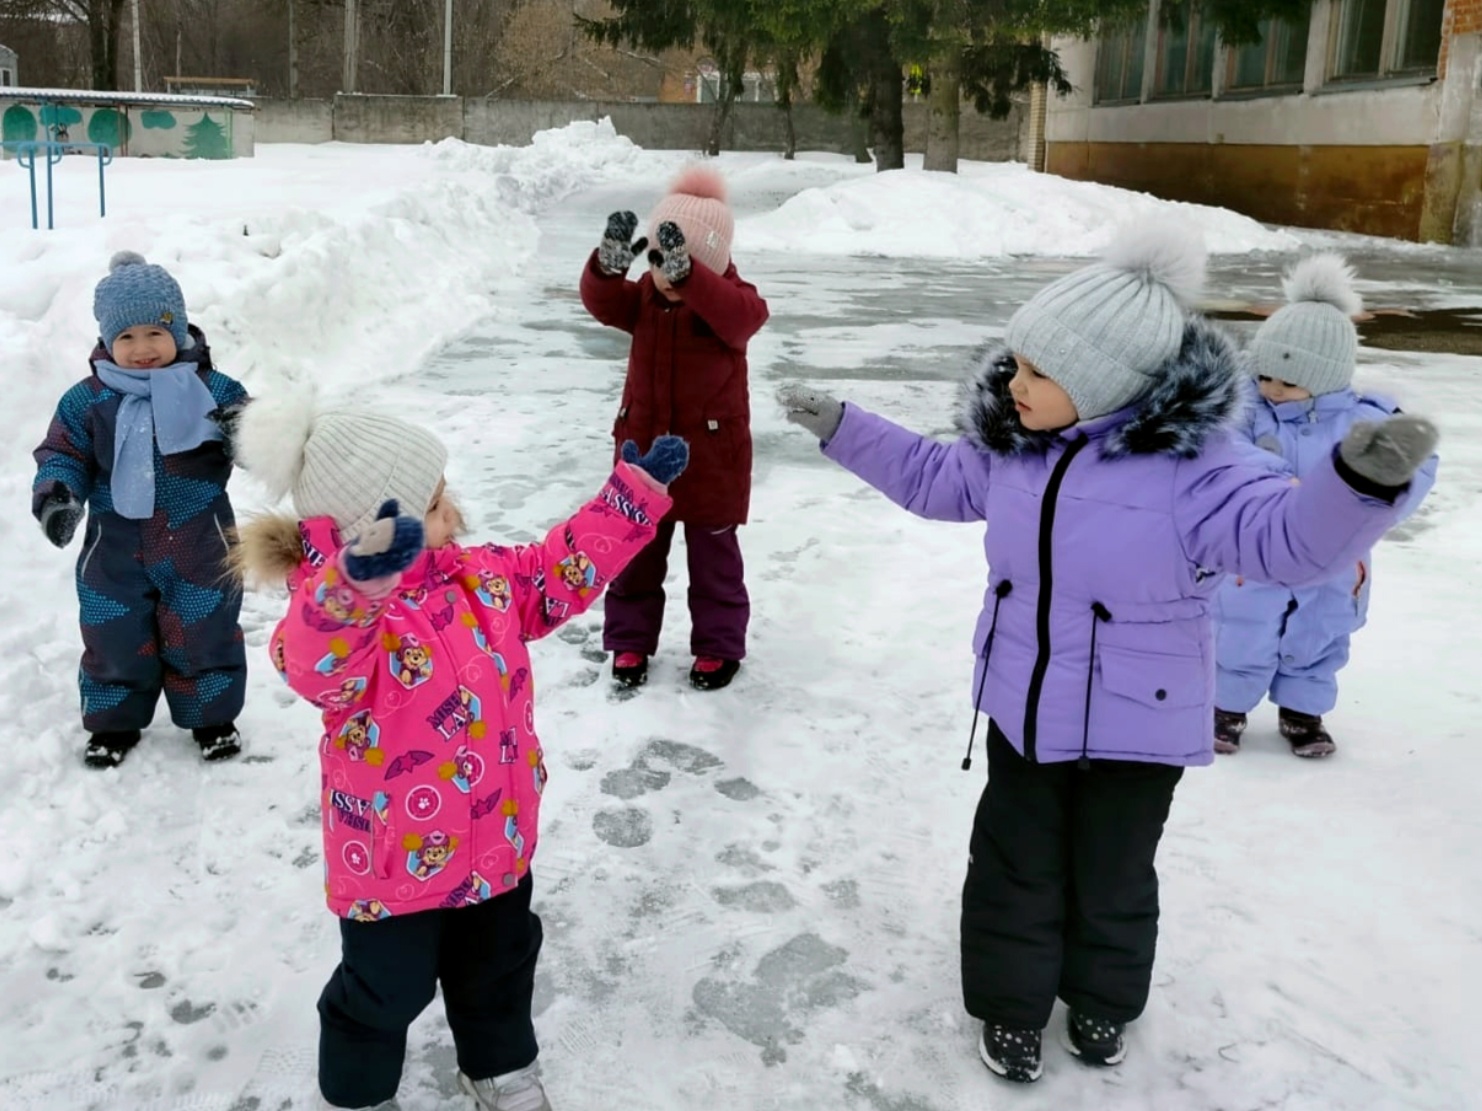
[{"left": 647, "top": 165, "right": 734, "bottom": 275}]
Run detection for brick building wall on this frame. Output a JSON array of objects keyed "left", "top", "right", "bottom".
[{"left": 1441, "top": 0, "right": 1482, "bottom": 75}]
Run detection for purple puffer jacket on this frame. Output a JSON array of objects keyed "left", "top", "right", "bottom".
[{"left": 822, "top": 320, "right": 1413, "bottom": 768}]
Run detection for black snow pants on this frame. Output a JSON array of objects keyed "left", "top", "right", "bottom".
[{"left": 960, "top": 723, "right": 1184, "bottom": 1029}]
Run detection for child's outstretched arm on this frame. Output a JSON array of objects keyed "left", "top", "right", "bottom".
[
  {"left": 780, "top": 384, "right": 989, "bottom": 523},
  {"left": 1177, "top": 415, "right": 1439, "bottom": 587},
  {"left": 580, "top": 211, "right": 646, "bottom": 334},
  {"left": 273, "top": 502, "right": 424, "bottom": 708},
  {"left": 32, "top": 384, "right": 97, "bottom": 548},
  {"left": 466, "top": 445, "right": 681, "bottom": 642}
]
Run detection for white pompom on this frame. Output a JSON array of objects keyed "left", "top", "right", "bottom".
[
  {"left": 109, "top": 250, "right": 148, "bottom": 271},
  {"left": 1282, "top": 253, "right": 1362, "bottom": 316},
  {"left": 234, "top": 385, "right": 319, "bottom": 500},
  {"left": 1101, "top": 219, "right": 1208, "bottom": 308}
]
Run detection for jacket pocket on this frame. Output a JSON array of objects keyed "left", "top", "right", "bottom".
[{"left": 1098, "top": 646, "right": 1209, "bottom": 710}]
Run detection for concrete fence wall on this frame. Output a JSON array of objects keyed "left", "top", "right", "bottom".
[{"left": 255, "top": 94, "right": 1026, "bottom": 162}]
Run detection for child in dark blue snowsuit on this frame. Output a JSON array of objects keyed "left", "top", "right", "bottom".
[
  {"left": 1214, "top": 254, "right": 1437, "bottom": 757},
  {"left": 33, "top": 252, "right": 249, "bottom": 768}
]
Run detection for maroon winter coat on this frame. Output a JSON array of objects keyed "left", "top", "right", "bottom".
[{"left": 581, "top": 251, "right": 769, "bottom": 526}]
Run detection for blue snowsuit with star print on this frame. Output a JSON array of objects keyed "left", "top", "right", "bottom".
[{"left": 32, "top": 326, "right": 248, "bottom": 734}]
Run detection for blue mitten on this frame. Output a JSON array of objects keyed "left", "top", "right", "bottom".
[
  {"left": 621, "top": 436, "right": 689, "bottom": 485},
  {"left": 343, "top": 500, "right": 425, "bottom": 583}
]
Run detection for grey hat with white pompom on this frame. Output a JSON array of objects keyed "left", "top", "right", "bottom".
[
  {"left": 1248, "top": 254, "right": 1362, "bottom": 396},
  {"left": 1004, "top": 222, "right": 1207, "bottom": 422}
]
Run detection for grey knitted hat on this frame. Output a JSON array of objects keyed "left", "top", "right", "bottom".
[
  {"left": 235, "top": 389, "right": 447, "bottom": 543},
  {"left": 1004, "top": 222, "right": 1207, "bottom": 422},
  {"left": 1248, "top": 254, "right": 1362, "bottom": 396}
]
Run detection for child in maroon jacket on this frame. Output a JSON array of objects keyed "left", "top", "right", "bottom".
[{"left": 580, "top": 166, "right": 770, "bottom": 691}]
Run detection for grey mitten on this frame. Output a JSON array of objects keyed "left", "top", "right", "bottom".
[
  {"left": 779, "top": 384, "right": 845, "bottom": 442},
  {"left": 598, "top": 211, "right": 647, "bottom": 276},
  {"left": 647, "top": 221, "right": 692, "bottom": 285},
  {"left": 1338, "top": 414, "right": 1439, "bottom": 488},
  {"left": 39, "top": 489, "right": 85, "bottom": 549}
]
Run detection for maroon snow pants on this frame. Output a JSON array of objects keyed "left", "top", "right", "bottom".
[{"left": 602, "top": 521, "right": 748, "bottom": 661}]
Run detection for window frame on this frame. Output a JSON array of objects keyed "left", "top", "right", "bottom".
[
  {"left": 1151, "top": 0, "right": 1220, "bottom": 101},
  {"left": 1093, "top": 16, "right": 1150, "bottom": 105},
  {"left": 1326, "top": 0, "right": 1445, "bottom": 84},
  {"left": 1222, "top": 11, "right": 1312, "bottom": 97}
]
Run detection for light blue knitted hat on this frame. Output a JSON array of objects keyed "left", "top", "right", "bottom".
[
  {"left": 1248, "top": 254, "right": 1362, "bottom": 396},
  {"left": 1004, "top": 223, "right": 1206, "bottom": 422},
  {"left": 93, "top": 250, "right": 191, "bottom": 352}
]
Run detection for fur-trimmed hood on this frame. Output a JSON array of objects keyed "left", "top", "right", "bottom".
[{"left": 956, "top": 316, "right": 1245, "bottom": 460}]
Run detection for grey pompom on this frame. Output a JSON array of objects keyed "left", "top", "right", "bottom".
[
  {"left": 109, "top": 250, "right": 148, "bottom": 271},
  {"left": 1101, "top": 219, "right": 1207, "bottom": 308},
  {"left": 1282, "top": 253, "right": 1363, "bottom": 316}
]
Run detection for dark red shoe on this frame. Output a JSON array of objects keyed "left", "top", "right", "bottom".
[
  {"left": 612, "top": 652, "right": 649, "bottom": 689},
  {"left": 689, "top": 657, "right": 740, "bottom": 691}
]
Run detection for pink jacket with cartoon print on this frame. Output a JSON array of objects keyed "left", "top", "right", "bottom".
[{"left": 269, "top": 464, "right": 671, "bottom": 920}]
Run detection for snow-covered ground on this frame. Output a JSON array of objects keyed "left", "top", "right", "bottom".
[{"left": 2, "top": 124, "right": 1479, "bottom": 1111}]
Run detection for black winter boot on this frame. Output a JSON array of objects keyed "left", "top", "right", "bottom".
[
  {"left": 193, "top": 723, "right": 242, "bottom": 762},
  {"left": 1214, "top": 709, "right": 1247, "bottom": 755},
  {"left": 1066, "top": 1010, "right": 1127, "bottom": 1067},
  {"left": 1278, "top": 708, "right": 1336, "bottom": 758},
  {"left": 84, "top": 730, "right": 141, "bottom": 769},
  {"left": 977, "top": 1024, "right": 1043, "bottom": 1083}
]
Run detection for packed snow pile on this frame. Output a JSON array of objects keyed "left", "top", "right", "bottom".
[{"left": 740, "top": 160, "right": 1301, "bottom": 257}]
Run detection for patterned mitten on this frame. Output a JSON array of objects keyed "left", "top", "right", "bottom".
[
  {"left": 647, "top": 221, "right": 692, "bottom": 285},
  {"left": 598, "top": 210, "right": 648, "bottom": 276},
  {"left": 621, "top": 435, "right": 690, "bottom": 486},
  {"left": 343, "top": 500, "right": 425, "bottom": 583},
  {"left": 39, "top": 489, "right": 84, "bottom": 549},
  {"left": 1338, "top": 415, "right": 1438, "bottom": 488}
]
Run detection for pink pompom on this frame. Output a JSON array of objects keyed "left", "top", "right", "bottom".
[{"left": 669, "top": 164, "right": 728, "bottom": 202}]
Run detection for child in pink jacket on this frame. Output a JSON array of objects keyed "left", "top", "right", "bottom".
[{"left": 233, "top": 394, "right": 686, "bottom": 1111}]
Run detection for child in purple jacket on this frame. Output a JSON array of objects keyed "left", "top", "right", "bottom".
[
  {"left": 1213, "top": 254, "right": 1437, "bottom": 757},
  {"left": 779, "top": 227, "right": 1436, "bottom": 1086}
]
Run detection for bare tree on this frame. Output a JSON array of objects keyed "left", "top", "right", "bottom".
[{"left": 494, "top": 0, "right": 672, "bottom": 101}]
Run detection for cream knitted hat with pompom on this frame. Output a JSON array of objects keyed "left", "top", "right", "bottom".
[{"left": 234, "top": 387, "right": 447, "bottom": 543}]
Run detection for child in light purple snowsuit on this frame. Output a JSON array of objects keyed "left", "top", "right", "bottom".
[
  {"left": 1213, "top": 255, "right": 1437, "bottom": 757},
  {"left": 778, "top": 227, "right": 1438, "bottom": 1087}
]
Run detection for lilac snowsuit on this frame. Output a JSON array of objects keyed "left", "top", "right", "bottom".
[{"left": 1214, "top": 388, "right": 1437, "bottom": 716}]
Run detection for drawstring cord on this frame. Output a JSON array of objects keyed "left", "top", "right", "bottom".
[
  {"left": 1079, "top": 602, "right": 1113, "bottom": 770},
  {"left": 962, "top": 580, "right": 1013, "bottom": 771}
]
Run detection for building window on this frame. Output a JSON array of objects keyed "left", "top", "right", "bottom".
[
  {"left": 1227, "top": 11, "right": 1311, "bottom": 92},
  {"left": 1154, "top": 1, "right": 1218, "bottom": 98},
  {"left": 1, "top": 68, "right": 12, "bottom": 87},
  {"left": 1093, "top": 16, "right": 1149, "bottom": 104},
  {"left": 1331, "top": 0, "right": 1445, "bottom": 80}
]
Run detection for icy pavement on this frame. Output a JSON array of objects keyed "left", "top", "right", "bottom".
[{"left": 2, "top": 163, "right": 1481, "bottom": 1111}]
